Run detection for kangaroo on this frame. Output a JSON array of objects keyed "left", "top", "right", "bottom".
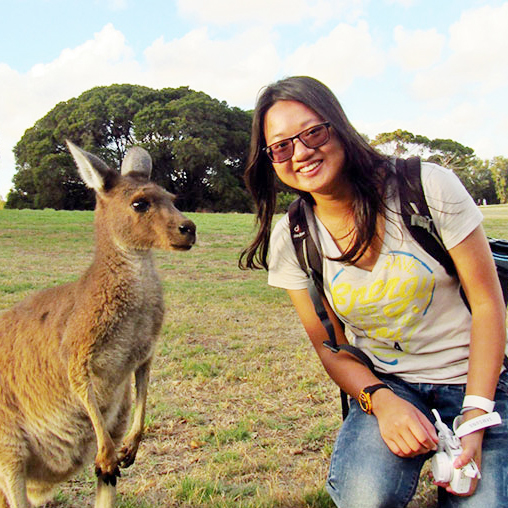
[{"left": 0, "top": 141, "right": 196, "bottom": 508}]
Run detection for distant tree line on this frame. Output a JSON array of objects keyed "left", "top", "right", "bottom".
[
  {"left": 370, "top": 129, "right": 507, "bottom": 206},
  {"left": 5, "top": 88, "right": 508, "bottom": 211}
]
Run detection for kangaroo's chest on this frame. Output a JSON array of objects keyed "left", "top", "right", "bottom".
[{"left": 89, "top": 269, "right": 165, "bottom": 378}]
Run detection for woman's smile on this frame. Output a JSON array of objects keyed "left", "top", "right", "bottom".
[{"left": 297, "top": 159, "right": 322, "bottom": 174}]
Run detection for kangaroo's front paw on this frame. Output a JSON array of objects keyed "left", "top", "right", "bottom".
[
  {"left": 95, "top": 447, "right": 121, "bottom": 486},
  {"left": 95, "top": 463, "right": 121, "bottom": 486},
  {"left": 118, "top": 434, "right": 142, "bottom": 468}
]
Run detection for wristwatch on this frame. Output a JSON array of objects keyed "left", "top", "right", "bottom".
[{"left": 358, "top": 383, "right": 392, "bottom": 414}]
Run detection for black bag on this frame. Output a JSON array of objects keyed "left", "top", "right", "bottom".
[{"left": 288, "top": 157, "right": 508, "bottom": 418}]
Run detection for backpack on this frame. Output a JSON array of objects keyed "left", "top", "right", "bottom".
[{"left": 288, "top": 157, "right": 508, "bottom": 418}]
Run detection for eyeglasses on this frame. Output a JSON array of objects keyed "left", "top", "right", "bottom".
[{"left": 264, "top": 122, "right": 331, "bottom": 163}]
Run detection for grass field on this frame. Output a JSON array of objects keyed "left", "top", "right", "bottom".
[{"left": 0, "top": 205, "right": 506, "bottom": 508}]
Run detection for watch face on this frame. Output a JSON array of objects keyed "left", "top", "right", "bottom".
[
  {"left": 359, "top": 391, "right": 372, "bottom": 414},
  {"left": 358, "top": 384, "right": 389, "bottom": 414}
]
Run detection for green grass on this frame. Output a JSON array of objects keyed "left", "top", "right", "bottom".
[{"left": 1, "top": 205, "right": 507, "bottom": 507}]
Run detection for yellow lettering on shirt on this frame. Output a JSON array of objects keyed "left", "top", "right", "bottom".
[{"left": 330, "top": 252, "right": 436, "bottom": 361}]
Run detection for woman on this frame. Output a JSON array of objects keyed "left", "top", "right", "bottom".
[{"left": 239, "top": 76, "right": 508, "bottom": 507}]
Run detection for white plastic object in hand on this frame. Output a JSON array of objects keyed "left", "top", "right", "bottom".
[{"left": 431, "top": 409, "right": 481, "bottom": 494}]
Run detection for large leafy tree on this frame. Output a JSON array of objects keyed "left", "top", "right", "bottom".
[
  {"left": 371, "top": 130, "right": 431, "bottom": 158},
  {"left": 134, "top": 89, "right": 251, "bottom": 210},
  {"left": 7, "top": 85, "right": 252, "bottom": 211}
]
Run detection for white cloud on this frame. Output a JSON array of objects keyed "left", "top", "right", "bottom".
[
  {"left": 0, "top": 23, "right": 140, "bottom": 195},
  {"left": 412, "top": 3, "right": 508, "bottom": 101},
  {"left": 448, "top": 3, "right": 508, "bottom": 92},
  {"left": 143, "top": 27, "right": 281, "bottom": 108},
  {"left": 0, "top": 22, "right": 282, "bottom": 195},
  {"left": 175, "top": 0, "right": 366, "bottom": 26},
  {"left": 0, "top": 23, "right": 138, "bottom": 141},
  {"left": 392, "top": 26, "right": 445, "bottom": 70},
  {"left": 283, "top": 21, "right": 385, "bottom": 93}
]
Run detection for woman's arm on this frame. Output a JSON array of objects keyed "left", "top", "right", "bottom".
[
  {"left": 287, "top": 287, "right": 438, "bottom": 457},
  {"left": 449, "top": 225, "right": 505, "bottom": 401},
  {"left": 445, "top": 225, "right": 506, "bottom": 492}
]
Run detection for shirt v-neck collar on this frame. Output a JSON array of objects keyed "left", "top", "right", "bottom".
[{"left": 314, "top": 209, "right": 394, "bottom": 277}]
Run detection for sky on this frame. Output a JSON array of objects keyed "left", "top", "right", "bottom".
[{"left": 1, "top": 0, "right": 507, "bottom": 198}]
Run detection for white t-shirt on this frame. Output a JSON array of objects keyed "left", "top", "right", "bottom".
[{"left": 268, "top": 163, "right": 484, "bottom": 384}]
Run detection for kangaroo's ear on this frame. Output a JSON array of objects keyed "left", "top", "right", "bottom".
[
  {"left": 66, "top": 140, "right": 118, "bottom": 192},
  {"left": 121, "top": 146, "right": 152, "bottom": 179}
]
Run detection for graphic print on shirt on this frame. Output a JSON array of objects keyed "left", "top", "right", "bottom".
[{"left": 329, "top": 251, "right": 436, "bottom": 365}]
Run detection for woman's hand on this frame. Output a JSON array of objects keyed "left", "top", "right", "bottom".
[
  {"left": 372, "top": 388, "right": 439, "bottom": 457},
  {"left": 434, "top": 410, "right": 485, "bottom": 497},
  {"left": 436, "top": 432, "right": 482, "bottom": 496}
]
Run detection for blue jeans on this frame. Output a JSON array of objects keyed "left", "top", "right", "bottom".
[{"left": 326, "top": 370, "right": 508, "bottom": 508}]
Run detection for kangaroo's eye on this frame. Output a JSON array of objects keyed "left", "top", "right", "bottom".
[{"left": 131, "top": 199, "right": 151, "bottom": 213}]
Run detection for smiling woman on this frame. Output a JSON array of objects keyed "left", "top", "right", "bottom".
[
  {"left": 240, "top": 76, "right": 388, "bottom": 270},
  {"left": 239, "top": 75, "right": 508, "bottom": 508}
]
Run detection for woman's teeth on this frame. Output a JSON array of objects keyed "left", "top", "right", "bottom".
[{"left": 299, "top": 161, "right": 320, "bottom": 174}]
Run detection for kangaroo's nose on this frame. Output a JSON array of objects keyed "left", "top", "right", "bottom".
[{"left": 179, "top": 220, "right": 196, "bottom": 240}]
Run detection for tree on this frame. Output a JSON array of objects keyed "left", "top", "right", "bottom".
[
  {"left": 133, "top": 89, "right": 251, "bottom": 211},
  {"left": 7, "top": 85, "right": 252, "bottom": 211},
  {"left": 371, "top": 129, "right": 431, "bottom": 158},
  {"left": 370, "top": 130, "right": 497, "bottom": 202},
  {"left": 487, "top": 156, "right": 508, "bottom": 204},
  {"left": 372, "top": 130, "right": 475, "bottom": 171}
]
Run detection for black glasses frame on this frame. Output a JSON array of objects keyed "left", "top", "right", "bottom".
[{"left": 263, "top": 122, "right": 331, "bottom": 163}]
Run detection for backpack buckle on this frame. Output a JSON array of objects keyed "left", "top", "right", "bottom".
[{"left": 410, "top": 213, "right": 433, "bottom": 233}]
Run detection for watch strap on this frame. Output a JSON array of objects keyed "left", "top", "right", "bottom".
[{"left": 358, "top": 383, "right": 391, "bottom": 414}]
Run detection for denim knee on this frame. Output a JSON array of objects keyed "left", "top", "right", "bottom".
[{"left": 326, "top": 400, "right": 426, "bottom": 508}]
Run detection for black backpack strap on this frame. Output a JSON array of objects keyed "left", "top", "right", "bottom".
[
  {"left": 288, "top": 197, "right": 340, "bottom": 352},
  {"left": 288, "top": 198, "right": 323, "bottom": 289},
  {"left": 395, "top": 157, "right": 457, "bottom": 277},
  {"left": 489, "top": 238, "right": 508, "bottom": 305},
  {"left": 288, "top": 197, "right": 377, "bottom": 367},
  {"left": 288, "top": 198, "right": 311, "bottom": 276},
  {"left": 288, "top": 198, "right": 377, "bottom": 418}
]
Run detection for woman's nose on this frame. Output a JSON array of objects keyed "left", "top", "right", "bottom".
[{"left": 292, "top": 138, "right": 313, "bottom": 160}]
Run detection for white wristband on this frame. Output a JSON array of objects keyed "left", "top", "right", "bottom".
[
  {"left": 453, "top": 411, "right": 502, "bottom": 438},
  {"left": 461, "top": 395, "right": 495, "bottom": 414}
]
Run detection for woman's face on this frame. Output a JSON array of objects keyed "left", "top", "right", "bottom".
[{"left": 263, "top": 100, "right": 347, "bottom": 198}]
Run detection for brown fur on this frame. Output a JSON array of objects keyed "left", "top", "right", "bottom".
[{"left": 0, "top": 142, "right": 196, "bottom": 508}]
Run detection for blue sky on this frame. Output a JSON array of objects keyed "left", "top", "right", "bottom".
[{"left": 1, "top": 0, "right": 507, "bottom": 198}]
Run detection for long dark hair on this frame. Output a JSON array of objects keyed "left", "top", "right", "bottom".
[{"left": 239, "top": 76, "right": 390, "bottom": 270}]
